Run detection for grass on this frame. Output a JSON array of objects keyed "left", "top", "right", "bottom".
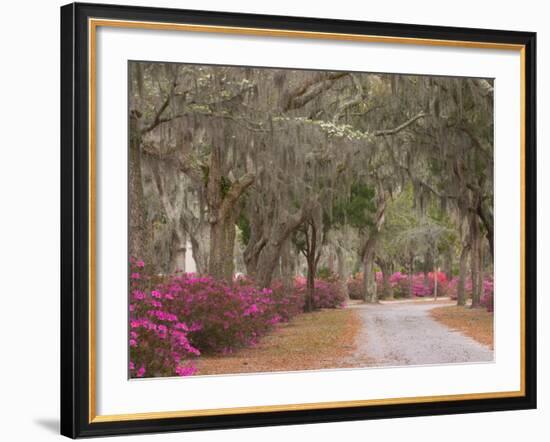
[
  {"left": 430, "top": 305, "right": 494, "bottom": 349},
  {"left": 195, "top": 308, "right": 362, "bottom": 375}
]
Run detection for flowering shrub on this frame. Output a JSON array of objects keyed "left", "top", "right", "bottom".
[
  {"left": 480, "top": 277, "right": 494, "bottom": 312},
  {"left": 150, "top": 274, "right": 283, "bottom": 354},
  {"left": 129, "top": 260, "right": 347, "bottom": 377},
  {"left": 384, "top": 271, "right": 448, "bottom": 298},
  {"left": 269, "top": 280, "right": 306, "bottom": 320},
  {"left": 347, "top": 271, "right": 449, "bottom": 300},
  {"left": 447, "top": 276, "right": 472, "bottom": 300},
  {"left": 447, "top": 275, "right": 493, "bottom": 311},
  {"left": 295, "top": 276, "right": 346, "bottom": 309},
  {"left": 129, "top": 258, "right": 200, "bottom": 378}
]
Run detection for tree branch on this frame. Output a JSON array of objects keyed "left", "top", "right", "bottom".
[
  {"left": 283, "top": 72, "right": 348, "bottom": 112},
  {"left": 374, "top": 112, "right": 426, "bottom": 137},
  {"left": 219, "top": 171, "right": 258, "bottom": 220}
]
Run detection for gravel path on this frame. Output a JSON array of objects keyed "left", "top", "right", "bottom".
[{"left": 346, "top": 300, "right": 494, "bottom": 367}]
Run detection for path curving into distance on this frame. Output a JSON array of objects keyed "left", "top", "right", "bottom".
[{"left": 346, "top": 300, "right": 493, "bottom": 367}]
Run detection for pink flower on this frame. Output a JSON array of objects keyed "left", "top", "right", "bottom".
[
  {"left": 175, "top": 364, "right": 197, "bottom": 376},
  {"left": 136, "top": 260, "right": 145, "bottom": 268},
  {"left": 131, "top": 272, "right": 140, "bottom": 280}
]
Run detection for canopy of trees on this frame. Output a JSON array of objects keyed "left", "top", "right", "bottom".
[{"left": 129, "top": 61, "right": 493, "bottom": 310}]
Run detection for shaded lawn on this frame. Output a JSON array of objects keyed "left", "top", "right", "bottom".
[
  {"left": 430, "top": 305, "right": 494, "bottom": 349},
  {"left": 195, "top": 308, "right": 362, "bottom": 375}
]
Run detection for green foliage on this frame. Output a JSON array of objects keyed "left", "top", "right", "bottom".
[
  {"left": 376, "top": 186, "right": 457, "bottom": 272},
  {"left": 316, "top": 266, "right": 334, "bottom": 280},
  {"left": 333, "top": 182, "right": 376, "bottom": 230}
]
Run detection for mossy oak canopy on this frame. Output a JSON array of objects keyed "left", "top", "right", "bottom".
[{"left": 129, "top": 62, "right": 493, "bottom": 307}]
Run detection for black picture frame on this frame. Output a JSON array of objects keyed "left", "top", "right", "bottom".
[{"left": 61, "top": 2, "right": 537, "bottom": 438}]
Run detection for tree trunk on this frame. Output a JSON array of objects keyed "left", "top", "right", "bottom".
[
  {"left": 379, "top": 261, "right": 392, "bottom": 299},
  {"left": 408, "top": 254, "right": 414, "bottom": 298},
  {"left": 243, "top": 238, "right": 265, "bottom": 277},
  {"left": 305, "top": 254, "right": 316, "bottom": 312},
  {"left": 478, "top": 238, "right": 485, "bottom": 302},
  {"left": 327, "top": 247, "right": 335, "bottom": 273},
  {"left": 423, "top": 250, "right": 431, "bottom": 291},
  {"left": 304, "top": 221, "right": 318, "bottom": 312},
  {"left": 360, "top": 190, "right": 386, "bottom": 303},
  {"left": 457, "top": 242, "right": 471, "bottom": 306},
  {"left": 362, "top": 237, "right": 377, "bottom": 303},
  {"left": 222, "top": 213, "right": 237, "bottom": 280},
  {"left": 128, "top": 111, "right": 151, "bottom": 265},
  {"left": 206, "top": 145, "right": 255, "bottom": 281},
  {"left": 477, "top": 202, "right": 494, "bottom": 260},
  {"left": 280, "top": 238, "right": 295, "bottom": 292},
  {"left": 470, "top": 215, "right": 482, "bottom": 308},
  {"left": 256, "top": 207, "right": 309, "bottom": 288},
  {"left": 336, "top": 246, "right": 349, "bottom": 298},
  {"left": 208, "top": 215, "right": 236, "bottom": 281}
]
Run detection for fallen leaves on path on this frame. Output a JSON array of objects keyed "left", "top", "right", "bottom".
[
  {"left": 196, "top": 308, "right": 362, "bottom": 375},
  {"left": 430, "top": 305, "right": 494, "bottom": 349}
]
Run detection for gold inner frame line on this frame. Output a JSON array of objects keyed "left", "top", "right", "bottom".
[{"left": 88, "top": 17, "right": 527, "bottom": 424}]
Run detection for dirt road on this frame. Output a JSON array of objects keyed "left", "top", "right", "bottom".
[{"left": 346, "top": 300, "right": 494, "bottom": 367}]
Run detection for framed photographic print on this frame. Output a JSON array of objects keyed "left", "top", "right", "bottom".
[{"left": 60, "top": 2, "right": 537, "bottom": 438}]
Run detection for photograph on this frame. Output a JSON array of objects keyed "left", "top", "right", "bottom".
[{"left": 128, "top": 61, "right": 495, "bottom": 379}]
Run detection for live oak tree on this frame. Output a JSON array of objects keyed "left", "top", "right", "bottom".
[{"left": 129, "top": 61, "right": 493, "bottom": 310}]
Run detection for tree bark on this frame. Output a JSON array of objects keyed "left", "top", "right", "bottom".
[
  {"left": 378, "top": 260, "right": 392, "bottom": 300},
  {"left": 280, "top": 238, "right": 295, "bottom": 292},
  {"left": 423, "top": 250, "right": 432, "bottom": 291},
  {"left": 336, "top": 246, "right": 349, "bottom": 298},
  {"left": 477, "top": 202, "right": 494, "bottom": 260},
  {"left": 362, "top": 236, "right": 377, "bottom": 303},
  {"left": 360, "top": 188, "right": 387, "bottom": 303},
  {"left": 302, "top": 220, "right": 319, "bottom": 312},
  {"left": 469, "top": 215, "right": 482, "bottom": 308},
  {"left": 206, "top": 145, "right": 255, "bottom": 281},
  {"left": 457, "top": 241, "right": 471, "bottom": 306},
  {"left": 256, "top": 206, "right": 310, "bottom": 288},
  {"left": 408, "top": 254, "right": 414, "bottom": 299},
  {"left": 128, "top": 111, "right": 152, "bottom": 265},
  {"left": 208, "top": 215, "right": 236, "bottom": 281}
]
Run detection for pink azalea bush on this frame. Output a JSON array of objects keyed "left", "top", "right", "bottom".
[
  {"left": 143, "top": 273, "right": 283, "bottom": 356},
  {"left": 447, "top": 276, "right": 472, "bottom": 300},
  {"left": 347, "top": 271, "right": 449, "bottom": 299},
  {"left": 384, "top": 271, "right": 449, "bottom": 298},
  {"left": 129, "top": 258, "right": 200, "bottom": 378},
  {"left": 269, "top": 280, "right": 306, "bottom": 320},
  {"left": 129, "top": 260, "right": 346, "bottom": 377},
  {"left": 447, "top": 275, "right": 494, "bottom": 311},
  {"left": 294, "top": 276, "right": 347, "bottom": 309},
  {"left": 480, "top": 277, "right": 494, "bottom": 312}
]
